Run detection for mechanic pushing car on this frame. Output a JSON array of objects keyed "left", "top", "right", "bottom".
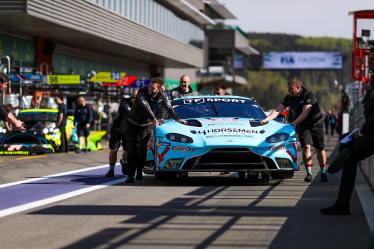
[
  {"left": 54, "top": 96, "right": 68, "bottom": 153},
  {"left": 0, "top": 75, "right": 24, "bottom": 131},
  {"left": 261, "top": 79, "right": 328, "bottom": 183},
  {"left": 105, "top": 90, "right": 138, "bottom": 178},
  {"left": 74, "top": 96, "right": 93, "bottom": 153},
  {"left": 126, "top": 78, "right": 185, "bottom": 183},
  {"left": 169, "top": 74, "right": 197, "bottom": 99}
]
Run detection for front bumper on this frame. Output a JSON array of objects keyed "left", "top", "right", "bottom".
[{"left": 153, "top": 143, "right": 298, "bottom": 173}]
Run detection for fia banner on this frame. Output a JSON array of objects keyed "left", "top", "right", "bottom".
[{"left": 263, "top": 52, "right": 342, "bottom": 69}]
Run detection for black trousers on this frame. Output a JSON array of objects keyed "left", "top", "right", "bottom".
[
  {"left": 126, "top": 122, "right": 152, "bottom": 177},
  {"left": 337, "top": 133, "right": 374, "bottom": 204},
  {"left": 330, "top": 124, "right": 336, "bottom": 136},
  {"left": 59, "top": 125, "right": 68, "bottom": 152}
]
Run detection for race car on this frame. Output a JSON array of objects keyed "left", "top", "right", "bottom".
[
  {"left": 0, "top": 109, "right": 106, "bottom": 155},
  {"left": 146, "top": 96, "right": 298, "bottom": 181},
  {"left": 0, "top": 109, "right": 58, "bottom": 155}
]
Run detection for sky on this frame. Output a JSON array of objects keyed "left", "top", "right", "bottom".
[{"left": 219, "top": 0, "right": 374, "bottom": 38}]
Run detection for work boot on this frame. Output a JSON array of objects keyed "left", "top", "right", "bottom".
[
  {"left": 304, "top": 173, "right": 313, "bottom": 182},
  {"left": 120, "top": 159, "right": 128, "bottom": 176},
  {"left": 136, "top": 172, "right": 143, "bottom": 181},
  {"left": 105, "top": 169, "right": 114, "bottom": 178},
  {"left": 320, "top": 202, "right": 350, "bottom": 215},
  {"left": 125, "top": 176, "right": 135, "bottom": 183},
  {"left": 327, "top": 149, "right": 351, "bottom": 174},
  {"left": 320, "top": 173, "right": 328, "bottom": 182}
]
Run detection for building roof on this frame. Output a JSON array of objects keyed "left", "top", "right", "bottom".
[
  {"left": 160, "top": 0, "right": 215, "bottom": 26},
  {"left": 206, "top": 1, "right": 237, "bottom": 19},
  {"left": 348, "top": 10, "right": 374, "bottom": 18}
]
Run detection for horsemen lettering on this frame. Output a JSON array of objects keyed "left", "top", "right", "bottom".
[{"left": 198, "top": 128, "right": 265, "bottom": 136}]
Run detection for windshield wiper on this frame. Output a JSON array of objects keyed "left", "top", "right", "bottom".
[{"left": 210, "top": 103, "right": 220, "bottom": 117}]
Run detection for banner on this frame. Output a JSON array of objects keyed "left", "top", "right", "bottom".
[
  {"left": 90, "top": 72, "right": 126, "bottom": 83},
  {"left": 103, "top": 76, "right": 138, "bottom": 87},
  {"left": 48, "top": 75, "right": 81, "bottom": 84},
  {"left": 233, "top": 54, "right": 245, "bottom": 69},
  {"left": 10, "top": 73, "right": 43, "bottom": 83},
  {"left": 263, "top": 52, "right": 342, "bottom": 69}
]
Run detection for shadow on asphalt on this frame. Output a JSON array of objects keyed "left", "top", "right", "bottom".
[
  {"left": 29, "top": 173, "right": 373, "bottom": 249},
  {"left": 22, "top": 136, "right": 373, "bottom": 248}
]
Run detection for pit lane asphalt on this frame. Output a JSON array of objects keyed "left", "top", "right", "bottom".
[{"left": 0, "top": 137, "right": 372, "bottom": 249}]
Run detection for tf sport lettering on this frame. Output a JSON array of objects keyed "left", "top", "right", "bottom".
[{"left": 183, "top": 98, "right": 247, "bottom": 104}]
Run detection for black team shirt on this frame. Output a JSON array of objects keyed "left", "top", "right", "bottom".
[
  {"left": 282, "top": 87, "right": 323, "bottom": 127},
  {"left": 0, "top": 106, "right": 8, "bottom": 121}
]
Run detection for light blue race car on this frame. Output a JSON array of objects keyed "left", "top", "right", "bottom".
[{"left": 146, "top": 96, "right": 298, "bottom": 181}]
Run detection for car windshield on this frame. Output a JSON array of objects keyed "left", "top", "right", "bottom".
[
  {"left": 172, "top": 97, "right": 266, "bottom": 119},
  {"left": 18, "top": 112, "right": 57, "bottom": 123}
]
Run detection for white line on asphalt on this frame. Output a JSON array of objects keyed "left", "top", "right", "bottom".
[
  {"left": 0, "top": 164, "right": 115, "bottom": 189},
  {"left": 0, "top": 177, "right": 126, "bottom": 218}
]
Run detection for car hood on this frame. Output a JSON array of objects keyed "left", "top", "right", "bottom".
[{"left": 158, "top": 118, "right": 295, "bottom": 147}]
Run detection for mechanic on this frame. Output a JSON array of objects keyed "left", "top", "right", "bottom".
[
  {"left": 54, "top": 96, "right": 68, "bottom": 153},
  {"left": 261, "top": 79, "right": 328, "bottom": 183},
  {"left": 126, "top": 78, "right": 185, "bottom": 183},
  {"left": 0, "top": 76, "right": 24, "bottom": 130},
  {"left": 169, "top": 75, "right": 197, "bottom": 99},
  {"left": 74, "top": 96, "right": 93, "bottom": 153},
  {"left": 214, "top": 84, "right": 227, "bottom": 96},
  {"left": 321, "top": 50, "right": 374, "bottom": 215},
  {"left": 105, "top": 90, "right": 137, "bottom": 178},
  {"left": 3, "top": 104, "right": 14, "bottom": 131}
]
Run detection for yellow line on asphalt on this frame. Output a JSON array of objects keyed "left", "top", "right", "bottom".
[{"left": 15, "top": 155, "right": 47, "bottom": 161}]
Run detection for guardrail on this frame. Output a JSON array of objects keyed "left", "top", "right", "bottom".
[{"left": 351, "top": 102, "right": 374, "bottom": 188}]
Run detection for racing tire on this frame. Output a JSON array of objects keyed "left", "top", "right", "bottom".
[
  {"left": 154, "top": 171, "right": 177, "bottom": 180},
  {"left": 247, "top": 173, "right": 259, "bottom": 183},
  {"left": 261, "top": 173, "right": 270, "bottom": 183},
  {"left": 177, "top": 172, "right": 189, "bottom": 180},
  {"left": 238, "top": 172, "right": 246, "bottom": 181},
  {"left": 271, "top": 171, "right": 294, "bottom": 180}
]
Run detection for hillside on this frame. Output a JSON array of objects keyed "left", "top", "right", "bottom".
[{"left": 238, "top": 33, "right": 352, "bottom": 111}]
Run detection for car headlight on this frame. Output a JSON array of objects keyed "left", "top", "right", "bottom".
[
  {"left": 43, "top": 128, "right": 49, "bottom": 134},
  {"left": 266, "top": 133, "right": 289, "bottom": 143},
  {"left": 166, "top": 133, "right": 193, "bottom": 143}
]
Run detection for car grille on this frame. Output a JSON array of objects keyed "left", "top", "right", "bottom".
[{"left": 181, "top": 148, "right": 277, "bottom": 171}]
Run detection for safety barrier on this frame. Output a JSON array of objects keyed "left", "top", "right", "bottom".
[{"left": 351, "top": 102, "right": 374, "bottom": 189}]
